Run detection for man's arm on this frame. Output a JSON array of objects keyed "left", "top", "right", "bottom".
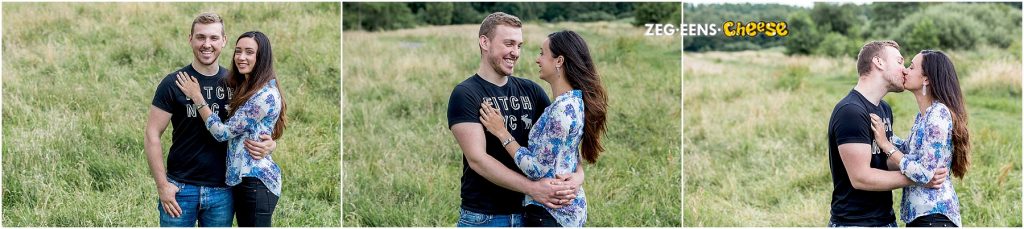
[
  {"left": 885, "top": 154, "right": 901, "bottom": 171},
  {"left": 838, "top": 143, "right": 914, "bottom": 191},
  {"left": 838, "top": 143, "right": 945, "bottom": 191},
  {"left": 144, "top": 105, "right": 182, "bottom": 217},
  {"left": 451, "top": 123, "right": 573, "bottom": 208}
]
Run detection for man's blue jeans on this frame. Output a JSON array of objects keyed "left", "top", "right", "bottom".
[
  {"left": 158, "top": 178, "right": 234, "bottom": 227},
  {"left": 457, "top": 208, "right": 523, "bottom": 227}
]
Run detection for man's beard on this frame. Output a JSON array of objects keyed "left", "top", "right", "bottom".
[
  {"left": 197, "top": 56, "right": 218, "bottom": 66},
  {"left": 885, "top": 73, "right": 905, "bottom": 93},
  {"left": 490, "top": 57, "right": 513, "bottom": 76}
]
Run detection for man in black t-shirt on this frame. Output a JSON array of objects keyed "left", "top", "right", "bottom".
[
  {"left": 826, "top": 41, "right": 948, "bottom": 227},
  {"left": 447, "top": 12, "right": 580, "bottom": 227},
  {"left": 143, "top": 13, "right": 277, "bottom": 227}
]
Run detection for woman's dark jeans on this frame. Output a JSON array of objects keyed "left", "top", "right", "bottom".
[
  {"left": 524, "top": 205, "right": 562, "bottom": 227},
  {"left": 234, "top": 177, "right": 279, "bottom": 227},
  {"left": 907, "top": 213, "right": 956, "bottom": 227}
]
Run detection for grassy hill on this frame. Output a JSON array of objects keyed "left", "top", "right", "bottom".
[
  {"left": 343, "top": 22, "right": 681, "bottom": 226},
  {"left": 683, "top": 47, "right": 1022, "bottom": 226},
  {"left": 2, "top": 3, "right": 341, "bottom": 226}
]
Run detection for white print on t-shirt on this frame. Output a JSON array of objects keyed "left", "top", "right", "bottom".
[
  {"left": 483, "top": 96, "right": 534, "bottom": 131},
  {"left": 184, "top": 85, "right": 232, "bottom": 118},
  {"left": 521, "top": 115, "right": 533, "bottom": 130},
  {"left": 884, "top": 117, "right": 892, "bottom": 132},
  {"left": 484, "top": 96, "right": 533, "bottom": 111},
  {"left": 870, "top": 117, "right": 894, "bottom": 155}
]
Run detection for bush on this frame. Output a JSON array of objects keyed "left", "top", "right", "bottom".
[
  {"left": 343, "top": 3, "right": 416, "bottom": 31},
  {"left": 813, "top": 32, "right": 859, "bottom": 58},
  {"left": 450, "top": 3, "right": 485, "bottom": 25},
  {"left": 421, "top": 2, "right": 453, "bottom": 25},
  {"left": 810, "top": 3, "right": 861, "bottom": 36},
  {"left": 903, "top": 19, "right": 940, "bottom": 53},
  {"left": 892, "top": 3, "right": 1022, "bottom": 52},
  {"left": 783, "top": 11, "right": 820, "bottom": 55},
  {"left": 945, "top": 3, "right": 1022, "bottom": 48},
  {"left": 576, "top": 11, "right": 616, "bottom": 22},
  {"left": 633, "top": 2, "right": 679, "bottom": 26}
]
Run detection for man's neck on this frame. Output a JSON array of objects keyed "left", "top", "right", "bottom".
[
  {"left": 477, "top": 62, "right": 508, "bottom": 86},
  {"left": 853, "top": 75, "right": 888, "bottom": 106},
  {"left": 192, "top": 61, "right": 220, "bottom": 77}
]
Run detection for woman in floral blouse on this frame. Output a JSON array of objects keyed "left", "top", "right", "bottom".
[
  {"left": 176, "top": 31, "right": 287, "bottom": 227},
  {"left": 479, "top": 30, "right": 608, "bottom": 227},
  {"left": 870, "top": 50, "right": 970, "bottom": 227}
]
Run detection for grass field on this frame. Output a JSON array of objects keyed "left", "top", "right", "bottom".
[
  {"left": 2, "top": 3, "right": 341, "bottom": 226},
  {"left": 683, "top": 46, "right": 1022, "bottom": 226},
  {"left": 342, "top": 22, "right": 681, "bottom": 226}
]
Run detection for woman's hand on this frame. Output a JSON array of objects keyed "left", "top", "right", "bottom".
[
  {"left": 479, "top": 101, "right": 510, "bottom": 139},
  {"left": 869, "top": 113, "right": 893, "bottom": 151},
  {"left": 174, "top": 72, "right": 204, "bottom": 102}
]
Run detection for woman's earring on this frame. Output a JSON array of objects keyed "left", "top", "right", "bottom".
[{"left": 923, "top": 84, "right": 927, "bottom": 96}]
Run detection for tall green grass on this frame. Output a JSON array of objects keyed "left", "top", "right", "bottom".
[
  {"left": 683, "top": 48, "right": 1022, "bottom": 226},
  {"left": 2, "top": 3, "right": 340, "bottom": 226},
  {"left": 343, "top": 22, "right": 681, "bottom": 226}
]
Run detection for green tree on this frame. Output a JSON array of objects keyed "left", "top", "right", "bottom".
[
  {"left": 343, "top": 3, "right": 415, "bottom": 31},
  {"left": 633, "top": 2, "right": 679, "bottom": 26},
  {"left": 422, "top": 3, "right": 453, "bottom": 25},
  {"left": 450, "top": 3, "right": 484, "bottom": 25},
  {"left": 784, "top": 11, "right": 821, "bottom": 55},
  {"left": 867, "top": 2, "right": 925, "bottom": 38},
  {"left": 903, "top": 19, "right": 940, "bottom": 53},
  {"left": 810, "top": 2, "right": 861, "bottom": 36},
  {"left": 814, "top": 32, "right": 859, "bottom": 58},
  {"left": 892, "top": 3, "right": 1021, "bottom": 51}
]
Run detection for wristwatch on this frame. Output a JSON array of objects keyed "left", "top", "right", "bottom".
[
  {"left": 885, "top": 147, "right": 898, "bottom": 158},
  {"left": 193, "top": 102, "right": 208, "bottom": 110},
  {"left": 502, "top": 136, "right": 515, "bottom": 147}
]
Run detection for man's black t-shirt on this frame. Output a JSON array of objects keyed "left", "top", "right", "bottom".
[
  {"left": 827, "top": 89, "right": 896, "bottom": 226},
  {"left": 151, "top": 64, "right": 232, "bottom": 187},
  {"left": 447, "top": 74, "right": 551, "bottom": 215}
]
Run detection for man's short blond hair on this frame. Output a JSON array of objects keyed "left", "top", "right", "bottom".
[
  {"left": 478, "top": 12, "right": 522, "bottom": 39},
  {"left": 191, "top": 12, "right": 224, "bottom": 36},
  {"left": 857, "top": 40, "right": 900, "bottom": 76}
]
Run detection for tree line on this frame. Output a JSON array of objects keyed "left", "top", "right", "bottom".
[
  {"left": 684, "top": 2, "right": 1022, "bottom": 58},
  {"left": 343, "top": 2, "right": 681, "bottom": 31}
]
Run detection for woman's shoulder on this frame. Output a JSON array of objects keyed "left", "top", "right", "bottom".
[
  {"left": 252, "top": 79, "right": 282, "bottom": 104},
  {"left": 259, "top": 79, "right": 281, "bottom": 95},
  {"left": 923, "top": 102, "right": 953, "bottom": 127},
  {"left": 926, "top": 102, "right": 952, "bottom": 119},
  {"left": 551, "top": 90, "right": 584, "bottom": 114}
]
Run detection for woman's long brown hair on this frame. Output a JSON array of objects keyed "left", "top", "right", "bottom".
[
  {"left": 548, "top": 30, "right": 607, "bottom": 164},
  {"left": 921, "top": 50, "right": 970, "bottom": 178},
  {"left": 227, "top": 31, "right": 287, "bottom": 139}
]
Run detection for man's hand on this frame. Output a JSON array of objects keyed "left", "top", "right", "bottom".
[
  {"left": 244, "top": 135, "right": 276, "bottom": 160},
  {"left": 158, "top": 182, "right": 182, "bottom": 218},
  {"left": 555, "top": 170, "right": 583, "bottom": 200},
  {"left": 527, "top": 178, "right": 576, "bottom": 209},
  {"left": 924, "top": 168, "right": 949, "bottom": 189}
]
